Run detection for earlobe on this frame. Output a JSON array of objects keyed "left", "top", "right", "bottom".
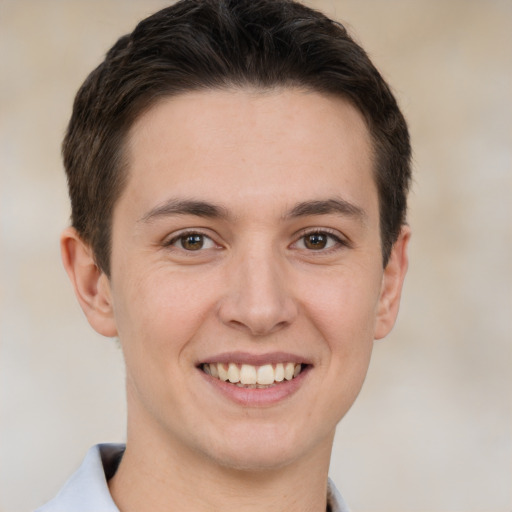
[
  {"left": 60, "top": 227, "right": 118, "bottom": 337},
  {"left": 374, "top": 225, "right": 411, "bottom": 340}
]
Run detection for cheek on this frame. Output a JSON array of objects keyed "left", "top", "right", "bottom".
[
  {"left": 298, "top": 266, "right": 383, "bottom": 344},
  {"left": 301, "top": 271, "right": 380, "bottom": 416},
  {"left": 112, "top": 266, "right": 221, "bottom": 357}
]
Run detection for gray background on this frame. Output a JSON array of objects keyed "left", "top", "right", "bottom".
[{"left": 1, "top": 1, "right": 511, "bottom": 510}]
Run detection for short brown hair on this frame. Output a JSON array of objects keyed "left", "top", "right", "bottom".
[{"left": 63, "top": 0, "right": 411, "bottom": 275}]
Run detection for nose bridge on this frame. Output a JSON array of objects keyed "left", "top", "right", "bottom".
[{"left": 218, "top": 238, "right": 297, "bottom": 335}]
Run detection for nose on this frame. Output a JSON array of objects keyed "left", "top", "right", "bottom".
[{"left": 217, "top": 245, "right": 298, "bottom": 336}]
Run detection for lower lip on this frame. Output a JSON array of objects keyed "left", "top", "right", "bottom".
[{"left": 198, "top": 366, "right": 310, "bottom": 407}]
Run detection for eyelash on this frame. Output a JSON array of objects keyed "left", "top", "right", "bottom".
[
  {"left": 164, "top": 229, "right": 218, "bottom": 252},
  {"left": 293, "top": 228, "right": 349, "bottom": 253},
  {"left": 164, "top": 228, "right": 348, "bottom": 253}
]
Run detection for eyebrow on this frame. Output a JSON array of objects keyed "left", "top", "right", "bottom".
[
  {"left": 284, "top": 198, "right": 367, "bottom": 222},
  {"left": 139, "top": 199, "right": 230, "bottom": 223},
  {"left": 139, "top": 197, "right": 366, "bottom": 224}
]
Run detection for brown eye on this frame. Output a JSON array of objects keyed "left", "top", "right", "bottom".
[
  {"left": 294, "top": 231, "right": 344, "bottom": 252},
  {"left": 166, "top": 231, "right": 218, "bottom": 254},
  {"left": 180, "top": 234, "right": 205, "bottom": 250},
  {"left": 167, "top": 231, "right": 217, "bottom": 252},
  {"left": 303, "top": 233, "right": 328, "bottom": 250}
]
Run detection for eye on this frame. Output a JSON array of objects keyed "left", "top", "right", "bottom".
[
  {"left": 294, "top": 230, "right": 345, "bottom": 251},
  {"left": 168, "top": 232, "right": 217, "bottom": 251}
]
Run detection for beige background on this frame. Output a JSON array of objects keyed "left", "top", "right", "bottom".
[{"left": 1, "top": 1, "right": 511, "bottom": 511}]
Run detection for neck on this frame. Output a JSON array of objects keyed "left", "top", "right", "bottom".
[{"left": 109, "top": 421, "right": 334, "bottom": 512}]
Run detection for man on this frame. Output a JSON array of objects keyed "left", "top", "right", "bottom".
[{"left": 38, "top": 0, "right": 411, "bottom": 510}]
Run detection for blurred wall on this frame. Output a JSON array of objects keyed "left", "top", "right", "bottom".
[{"left": 1, "top": 1, "right": 510, "bottom": 511}]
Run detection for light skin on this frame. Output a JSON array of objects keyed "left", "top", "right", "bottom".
[{"left": 61, "top": 88, "right": 410, "bottom": 512}]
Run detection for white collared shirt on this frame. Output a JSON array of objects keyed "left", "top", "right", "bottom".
[{"left": 36, "top": 444, "right": 351, "bottom": 512}]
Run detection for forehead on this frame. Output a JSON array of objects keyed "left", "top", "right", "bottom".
[{"left": 121, "top": 88, "right": 377, "bottom": 220}]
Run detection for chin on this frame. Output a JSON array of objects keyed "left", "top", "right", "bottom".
[
  {"left": 210, "top": 446, "right": 299, "bottom": 473},
  {"left": 200, "top": 421, "right": 328, "bottom": 473}
]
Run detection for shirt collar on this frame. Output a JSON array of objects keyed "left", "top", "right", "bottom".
[
  {"left": 37, "top": 443, "right": 350, "bottom": 512},
  {"left": 36, "top": 444, "right": 123, "bottom": 512}
]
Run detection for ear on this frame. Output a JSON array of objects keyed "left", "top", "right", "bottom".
[
  {"left": 60, "top": 227, "right": 118, "bottom": 337},
  {"left": 374, "top": 225, "right": 411, "bottom": 340}
]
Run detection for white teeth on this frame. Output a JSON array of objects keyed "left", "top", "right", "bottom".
[
  {"left": 228, "top": 363, "right": 240, "bottom": 383},
  {"left": 240, "top": 364, "right": 257, "bottom": 385},
  {"left": 284, "top": 362, "right": 295, "bottom": 380},
  {"left": 204, "top": 362, "right": 304, "bottom": 386},
  {"left": 274, "top": 363, "right": 285, "bottom": 382},
  {"left": 218, "top": 363, "right": 229, "bottom": 381},
  {"left": 257, "top": 364, "right": 275, "bottom": 385}
]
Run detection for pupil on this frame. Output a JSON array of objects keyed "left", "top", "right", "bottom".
[
  {"left": 182, "top": 234, "right": 203, "bottom": 250},
  {"left": 306, "top": 233, "right": 327, "bottom": 250}
]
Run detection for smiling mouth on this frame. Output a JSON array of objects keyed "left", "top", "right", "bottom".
[{"left": 202, "top": 362, "right": 304, "bottom": 388}]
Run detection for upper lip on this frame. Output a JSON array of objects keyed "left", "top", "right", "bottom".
[{"left": 197, "top": 351, "right": 312, "bottom": 366}]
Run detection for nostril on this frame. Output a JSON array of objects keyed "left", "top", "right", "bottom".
[
  {"left": 219, "top": 304, "right": 297, "bottom": 336},
  {"left": 216, "top": 267, "right": 298, "bottom": 335},
  {"left": 227, "top": 319, "right": 250, "bottom": 332}
]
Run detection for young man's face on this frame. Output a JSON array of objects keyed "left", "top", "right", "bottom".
[{"left": 76, "top": 89, "right": 408, "bottom": 471}]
